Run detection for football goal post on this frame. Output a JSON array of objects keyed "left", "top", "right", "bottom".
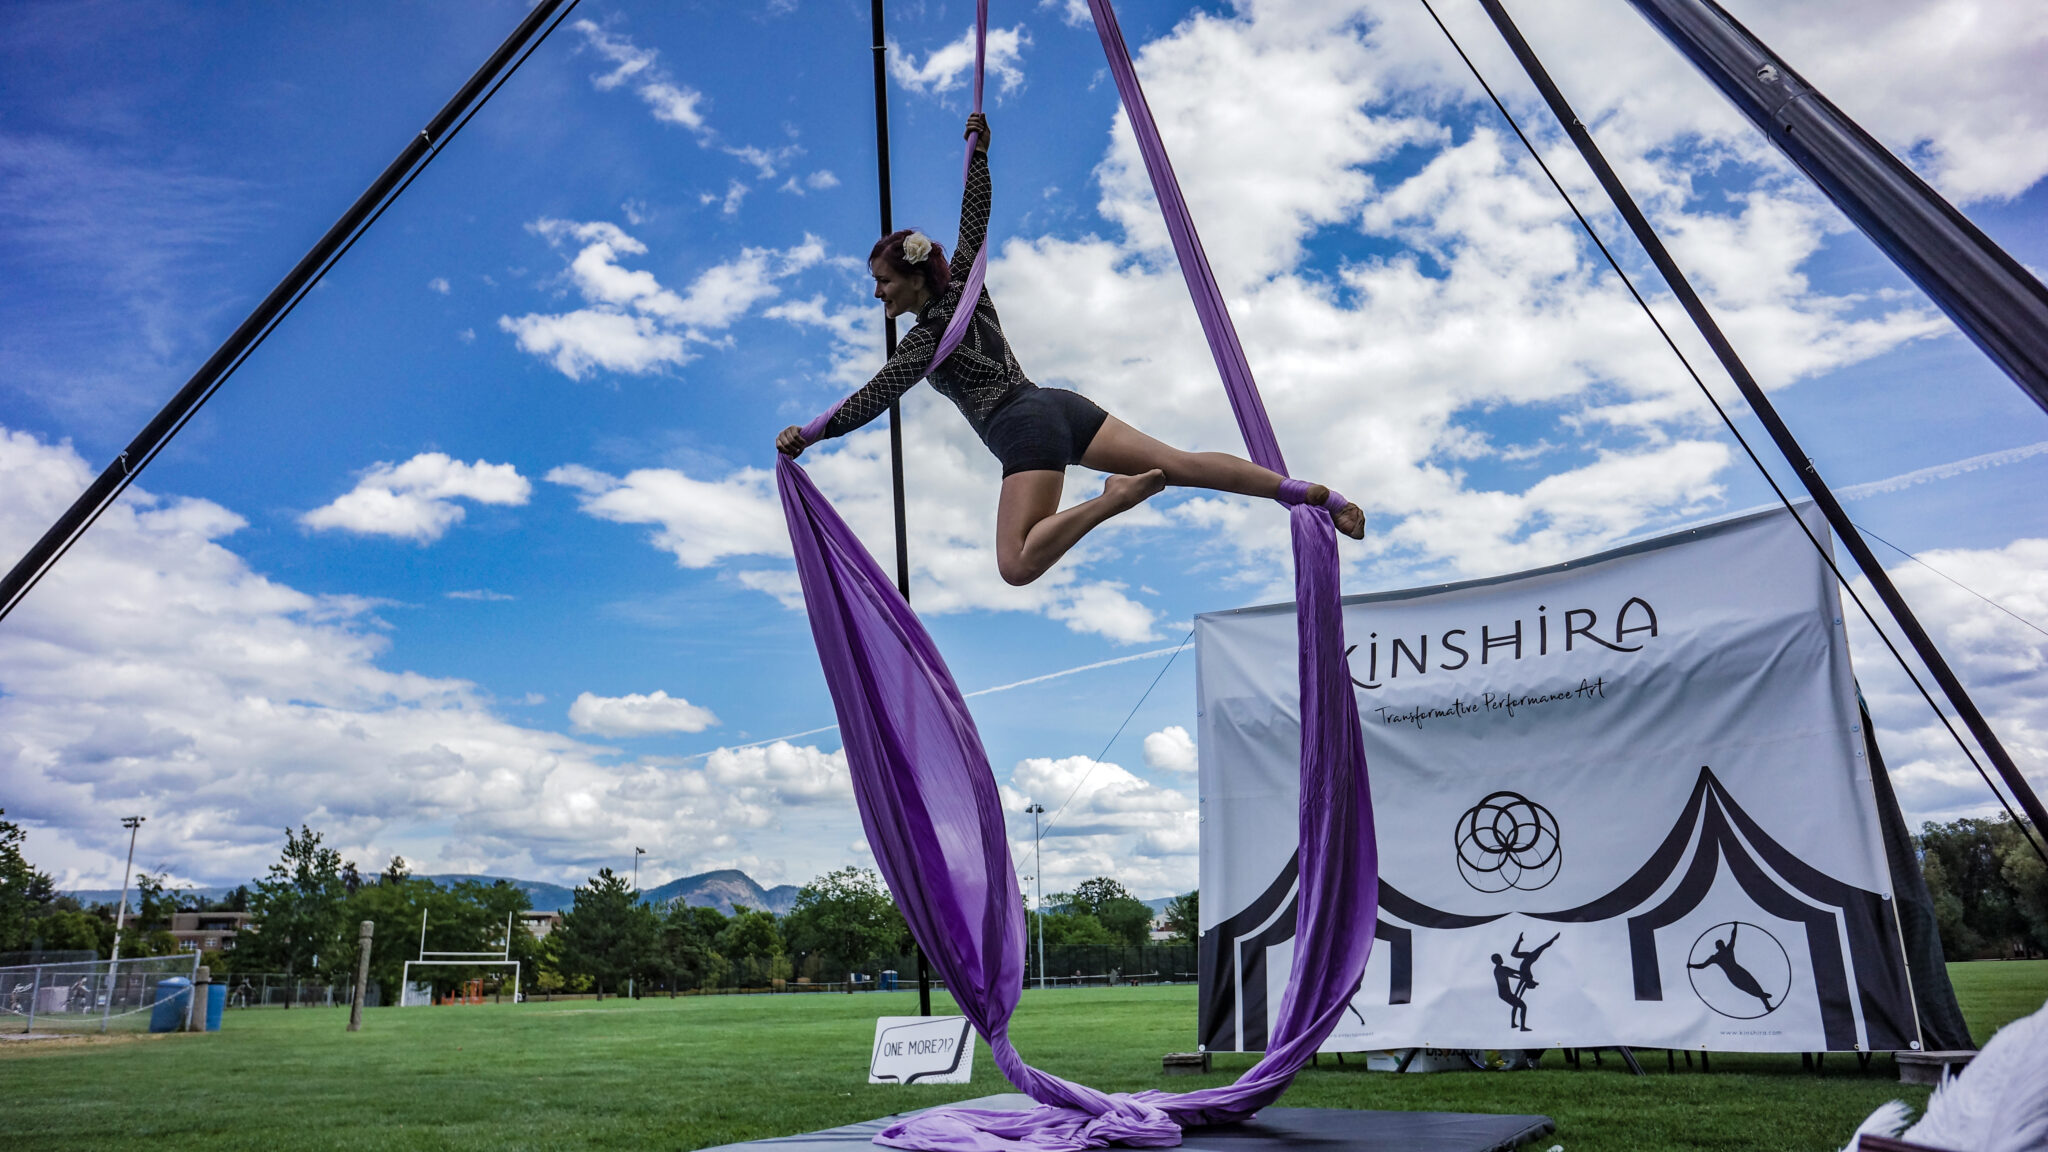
[{"left": 400, "top": 910, "right": 520, "bottom": 1006}]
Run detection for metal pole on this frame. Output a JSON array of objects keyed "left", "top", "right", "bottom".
[
  {"left": 1476, "top": 0, "right": 2048, "bottom": 841},
  {"left": 630, "top": 847, "right": 645, "bottom": 999},
  {"left": 1026, "top": 804, "right": 1046, "bottom": 990},
  {"left": 0, "top": 0, "right": 579, "bottom": 626},
  {"left": 25, "top": 964, "right": 40, "bottom": 1034},
  {"left": 348, "top": 920, "right": 374, "bottom": 1032},
  {"left": 108, "top": 816, "right": 144, "bottom": 965},
  {"left": 871, "top": 0, "right": 931, "bottom": 1019}
]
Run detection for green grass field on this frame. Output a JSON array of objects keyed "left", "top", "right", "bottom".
[{"left": 2, "top": 962, "right": 2041, "bottom": 1152}]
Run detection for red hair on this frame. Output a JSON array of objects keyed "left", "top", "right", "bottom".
[{"left": 870, "top": 229, "right": 951, "bottom": 296}]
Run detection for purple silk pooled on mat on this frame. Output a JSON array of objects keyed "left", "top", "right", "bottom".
[{"left": 775, "top": 1, "right": 1376, "bottom": 1148}]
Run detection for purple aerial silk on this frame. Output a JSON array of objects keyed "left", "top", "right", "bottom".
[{"left": 777, "top": 3, "right": 1377, "bottom": 1149}]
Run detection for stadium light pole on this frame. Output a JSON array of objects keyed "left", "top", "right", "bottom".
[
  {"left": 108, "top": 816, "right": 145, "bottom": 964},
  {"left": 1025, "top": 804, "right": 1046, "bottom": 990},
  {"left": 630, "top": 847, "right": 646, "bottom": 999}
]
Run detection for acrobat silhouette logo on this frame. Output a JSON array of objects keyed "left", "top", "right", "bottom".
[
  {"left": 1489, "top": 931, "right": 1560, "bottom": 1032},
  {"left": 1455, "top": 791, "right": 1561, "bottom": 893},
  {"left": 1686, "top": 922, "right": 1791, "bottom": 1019}
]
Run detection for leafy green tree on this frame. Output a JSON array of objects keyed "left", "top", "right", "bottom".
[
  {"left": 555, "top": 868, "right": 659, "bottom": 998},
  {"left": 34, "top": 908, "right": 104, "bottom": 953},
  {"left": 659, "top": 901, "right": 724, "bottom": 991},
  {"left": 1067, "top": 877, "right": 1155, "bottom": 947},
  {"left": 337, "top": 859, "right": 536, "bottom": 1003},
  {"left": 0, "top": 809, "right": 58, "bottom": 952},
  {"left": 716, "top": 904, "right": 787, "bottom": 987},
  {"left": 1036, "top": 904, "right": 1119, "bottom": 948},
  {"left": 781, "top": 867, "right": 906, "bottom": 981},
  {"left": 244, "top": 826, "right": 353, "bottom": 1003},
  {"left": 1163, "top": 890, "right": 1199, "bottom": 945},
  {"left": 1918, "top": 816, "right": 2042, "bottom": 958}
]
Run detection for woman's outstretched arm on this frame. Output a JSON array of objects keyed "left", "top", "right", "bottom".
[
  {"left": 779, "top": 323, "right": 939, "bottom": 455},
  {"left": 949, "top": 114, "right": 992, "bottom": 285}
]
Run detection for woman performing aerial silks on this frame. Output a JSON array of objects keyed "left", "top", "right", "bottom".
[{"left": 777, "top": 112, "right": 1365, "bottom": 588}]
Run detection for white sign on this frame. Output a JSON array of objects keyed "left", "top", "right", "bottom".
[
  {"left": 1196, "top": 506, "right": 1919, "bottom": 1054},
  {"left": 869, "top": 1016, "right": 976, "bottom": 1084}
]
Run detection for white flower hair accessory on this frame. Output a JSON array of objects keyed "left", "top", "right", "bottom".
[{"left": 901, "top": 232, "right": 933, "bottom": 265}]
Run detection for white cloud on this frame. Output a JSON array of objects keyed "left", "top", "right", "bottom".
[
  {"left": 889, "top": 25, "right": 1032, "bottom": 97},
  {"left": 445, "top": 589, "right": 513, "bottom": 602},
  {"left": 1848, "top": 537, "right": 2048, "bottom": 827},
  {"left": 300, "top": 453, "right": 531, "bottom": 542},
  {"left": 702, "top": 742, "right": 854, "bottom": 823},
  {"left": 545, "top": 462, "right": 785, "bottom": 569},
  {"left": 568, "top": 690, "right": 719, "bottom": 736},
  {"left": 427, "top": 276, "right": 450, "bottom": 295},
  {"left": 1142, "top": 725, "right": 1198, "bottom": 773},
  {"left": 1001, "top": 754, "right": 1197, "bottom": 895},
  {"left": 500, "top": 222, "right": 824, "bottom": 380},
  {"left": 0, "top": 427, "right": 864, "bottom": 889}
]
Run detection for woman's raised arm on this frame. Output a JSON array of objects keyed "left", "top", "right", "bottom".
[{"left": 950, "top": 114, "right": 992, "bottom": 284}]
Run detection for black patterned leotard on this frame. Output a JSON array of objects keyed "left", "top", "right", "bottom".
[{"left": 821, "top": 150, "right": 1040, "bottom": 442}]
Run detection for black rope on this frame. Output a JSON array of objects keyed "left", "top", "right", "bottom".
[
  {"left": 1417, "top": 0, "right": 2047, "bottom": 864},
  {"left": 0, "top": 0, "right": 584, "bottom": 624}
]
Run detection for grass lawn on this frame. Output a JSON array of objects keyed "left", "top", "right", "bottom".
[{"left": 2, "top": 961, "right": 2041, "bottom": 1152}]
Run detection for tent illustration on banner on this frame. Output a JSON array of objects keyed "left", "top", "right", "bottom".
[{"left": 1195, "top": 505, "right": 1949, "bottom": 1056}]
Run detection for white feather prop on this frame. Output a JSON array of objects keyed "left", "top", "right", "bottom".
[
  {"left": 1842, "top": 1100, "right": 1914, "bottom": 1151},
  {"left": 1903, "top": 997, "right": 2048, "bottom": 1152}
]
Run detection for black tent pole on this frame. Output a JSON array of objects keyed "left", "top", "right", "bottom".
[
  {"left": 0, "top": 0, "right": 578, "bottom": 626},
  {"left": 1475, "top": 0, "right": 2048, "bottom": 838},
  {"left": 870, "top": 0, "right": 932, "bottom": 1018}
]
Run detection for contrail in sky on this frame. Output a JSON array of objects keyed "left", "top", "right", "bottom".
[
  {"left": 675, "top": 643, "right": 1188, "bottom": 761},
  {"left": 1837, "top": 440, "right": 2048, "bottom": 500}
]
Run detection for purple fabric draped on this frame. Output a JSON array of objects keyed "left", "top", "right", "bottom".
[
  {"left": 928, "top": 0, "right": 991, "bottom": 372},
  {"left": 776, "top": 2, "right": 1377, "bottom": 1149}
]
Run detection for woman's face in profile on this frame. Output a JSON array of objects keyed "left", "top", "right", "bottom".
[{"left": 871, "top": 256, "right": 929, "bottom": 319}]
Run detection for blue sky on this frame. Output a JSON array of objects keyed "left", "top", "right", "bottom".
[{"left": 4, "top": 0, "right": 2045, "bottom": 899}]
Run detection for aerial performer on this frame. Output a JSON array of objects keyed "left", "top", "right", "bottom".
[{"left": 777, "top": 112, "right": 1366, "bottom": 587}]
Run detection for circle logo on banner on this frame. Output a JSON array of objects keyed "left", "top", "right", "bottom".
[
  {"left": 1686, "top": 922, "right": 1792, "bottom": 1019},
  {"left": 1453, "top": 791, "right": 1561, "bottom": 893}
]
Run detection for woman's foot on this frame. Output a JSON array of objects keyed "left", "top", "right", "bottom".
[
  {"left": 1103, "top": 468, "right": 1167, "bottom": 511},
  {"left": 1303, "top": 484, "right": 1365, "bottom": 540}
]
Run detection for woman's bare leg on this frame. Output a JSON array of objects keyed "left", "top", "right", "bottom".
[
  {"left": 1081, "top": 416, "right": 1364, "bottom": 536},
  {"left": 995, "top": 468, "right": 1166, "bottom": 586}
]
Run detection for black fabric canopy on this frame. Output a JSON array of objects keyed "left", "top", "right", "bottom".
[{"left": 1627, "top": 0, "right": 2048, "bottom": 416}]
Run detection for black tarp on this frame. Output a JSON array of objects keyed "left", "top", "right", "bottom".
[
  {"left": 1861, "top": 699, "right": 1975, "bottom": 1052},
  {"left": 1625, "top": 0, "right": 2048, "bottom": 416},
  {"left": 692, "top": 1096, "right": 1555, "bottom": 1152}
]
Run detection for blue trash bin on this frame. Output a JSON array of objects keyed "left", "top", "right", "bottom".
[
  {"left": 149, "top": 978, "right": 192, "bottom": 1033},
  {"left": 205, "top": 983, "right": 225, "bottom": 1031}
]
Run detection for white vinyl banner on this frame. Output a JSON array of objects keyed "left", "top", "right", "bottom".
[{"left": 1195, "top": 506, "right": 1919, "bottom": 1054}]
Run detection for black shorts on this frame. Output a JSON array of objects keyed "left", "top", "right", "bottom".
[{"left": 982, "top": 388, "right": 1110, "bottom": 477}]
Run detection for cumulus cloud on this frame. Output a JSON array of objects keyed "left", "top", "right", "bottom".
[
  {"left": 427, "top": 277, "right": 450, "bottom": 295},
  {"left": 1000, "top": 754, "right": 1197, "bottom": 895},
  {"left": 499, "top": 223, "right": 825, "bottom": 380},
  {"left": 970, "top": 0, "right": 1950, "bottom": 586},
  {"left": 568, "top": 690, "right": 719, "bottom": 736},
  {"left": 300, "top": 453, "right": 530, "bottom": 542},
  {"left": 0, "top": 427, "right": 870, "bottom": 889},
  {"left": 545, "top": 462, "right": 785, "bottom": 569},
  {"left": 888, "top": 24, "right": 1031, "bottom": 97},
  {"left": 1848, "top": 537, "right": 2048, "bottom": 827},
  {"left": 1142, "top": 725, "right": 1198, "bottom": 773},
  {"left": 551, "top": 411, "right": 1162, "bottom": 643}
]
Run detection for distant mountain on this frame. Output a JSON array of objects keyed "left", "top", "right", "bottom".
[
  {"left": 62, "top": 869, "right": 805, "bottom": 916},
  {"left": 419, "top": 874, "right": 577, "bottom": 913},
  {"left": 641, "top": 869, "right": 802, "bottom": 916}
]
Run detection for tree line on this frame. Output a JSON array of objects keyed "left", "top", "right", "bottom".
[
  {"left": 3, "top": 817, "right": 1199, "bottom": 1003},
  {"left": 1919, "top": 815, "right": 2048, "bottom": 959}
]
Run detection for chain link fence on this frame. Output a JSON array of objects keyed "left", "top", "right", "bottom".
[
  {"left": 1, "top": 954, "right": 200, "bottom": 1035},
  {"left": 216, "top": 972, "right": 381, "bottom": 1009}
]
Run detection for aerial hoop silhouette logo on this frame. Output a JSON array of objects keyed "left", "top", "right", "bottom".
[
  {"left": 1686, "top": 921, "right": 1791, "bottom": 1019},
  {"left": 1454, "top": 791, "right": 1561, "bottom": 893}
]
